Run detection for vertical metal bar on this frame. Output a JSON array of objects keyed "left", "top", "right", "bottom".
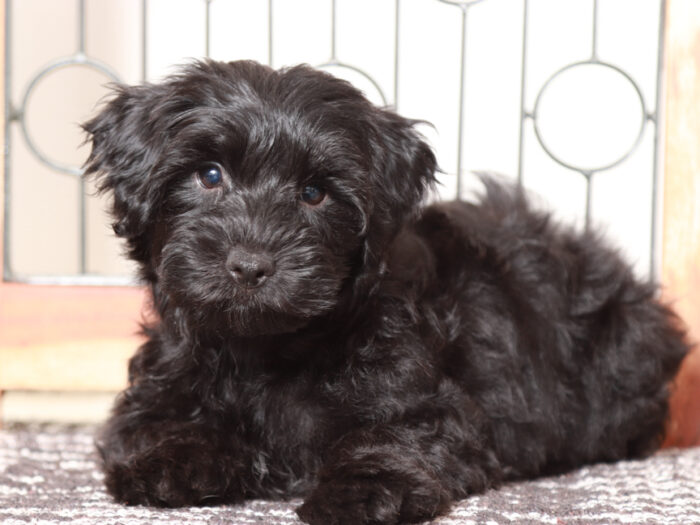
[
  {"left": 591, "top": 0, "right": 599, "bottom": 60},
  {"left": 78, "top": 0, "right": 87, "bottom": 274},
  {"left": 455, "top": 5, "right": 468, "bottom": 200},
  {"left": 3, "top": 0, "right": 14, "bottom": 279},
  {"left": 330, "top": 0, "right": 337, "bottom": 62},
  {"left": 393, "top": 0, "right": 400, "bottom": 108},
  {"left": 268, "top": 0, "right": 273, "bottom": 66},
  {"left": 517, "top": 0, "right": 529, "bottom": 185},
  {"left": 205, "top": 0, "right": 212, "bottom": 58},
  {"left": 79, "top": 178, "right": 87, "bottom": 274},
  {"left": 583, "top": 0, "right": 599, "bottom": 234},
  {"left": 649, "top": 0, "right": 667, "bottom": 283},
  {"left": 584, "top": 172, "right": 593, "bottom": 230},
  {"left": 78, "top": 0, "right": 86, "bottom": 55},
  {"left": 142, "top": 0, "right": 148, "bottom": 81}
]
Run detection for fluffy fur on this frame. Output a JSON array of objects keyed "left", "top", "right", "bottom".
[{"left": 84, "top": 60, "right": 689, "bottom": 525}]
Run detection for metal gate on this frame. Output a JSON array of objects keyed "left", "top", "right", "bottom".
[{"left": 3, "top": 0, "right": 666, "bottom": 284}]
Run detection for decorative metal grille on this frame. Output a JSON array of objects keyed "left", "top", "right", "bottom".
[{"left": 3, "top": 0, "right": 666, "bottom": 285}]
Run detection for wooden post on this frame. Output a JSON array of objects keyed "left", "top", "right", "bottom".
[{"left": 662, "top": 0, "right": 700, "bottom": 447}]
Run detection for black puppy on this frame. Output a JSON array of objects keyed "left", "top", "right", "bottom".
[{"left": 84, "top": 60, "right": 689, "bottom": 525}]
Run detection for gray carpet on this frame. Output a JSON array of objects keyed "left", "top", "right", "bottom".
[{"left": 1, "top": 425, "right": 698, "bottom": 524}]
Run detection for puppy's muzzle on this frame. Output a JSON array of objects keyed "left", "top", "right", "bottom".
[{"left": 226, "top": 246, "right": 276, "bottom": 288}]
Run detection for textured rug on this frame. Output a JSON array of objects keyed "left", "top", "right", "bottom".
[{"left": 0, "top": 424, "right": 698, "bottom": 525}]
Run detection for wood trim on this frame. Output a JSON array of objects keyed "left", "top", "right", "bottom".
[
  {"left": 0, "top": 339, "right": 135, "bottom": 391},
  {"left": 0, "top": 284, "right": 144, "bottom": 348},
  {"left": 662, "top": 0, "right": 700, "bottom": 447},
  {"left": 0, "top": 284, "right": 145, "bottom": 391}
]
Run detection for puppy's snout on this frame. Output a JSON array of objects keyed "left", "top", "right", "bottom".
[{"left": 226, "top": 246, "right": 276, "bottom": 288}]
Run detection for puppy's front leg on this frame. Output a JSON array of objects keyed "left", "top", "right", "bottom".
[{"left": 297, "top": 398, "right": 500, "bottom": 525}]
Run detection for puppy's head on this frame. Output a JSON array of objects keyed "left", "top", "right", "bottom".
[{"left": 84, "top": 60, "right": 436, "bottom": 336}]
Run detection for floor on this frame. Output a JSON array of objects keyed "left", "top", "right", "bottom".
[{"left": 2, "top": 423, "right": 699, "bottom": 525}]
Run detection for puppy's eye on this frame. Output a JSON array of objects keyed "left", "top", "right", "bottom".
[
  {"left": 300, "top": 185, "right": 326, "bottom": 206},
  {"left": 196, "top": 164, "right": 224, "bottom": 189}
]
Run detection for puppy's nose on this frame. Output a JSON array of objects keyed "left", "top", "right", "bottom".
[{"left": 226, "top": 246, "right": 276, "bottom": 287}]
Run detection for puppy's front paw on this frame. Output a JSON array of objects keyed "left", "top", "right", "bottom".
[
  {"left": 297, "top": 478, "right": 401, "bottom": 525},
  {"left": 101, "top": 438, "right": 242, "bottom": 507},
  {"left": 104, "top": 454, "right": 223, "bottom": 507},
  {"left": 296, "top": 476, "right": 446, "bottom": 525}
]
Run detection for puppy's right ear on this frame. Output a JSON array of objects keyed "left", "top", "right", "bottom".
[{"left": 83, "top": 85, "right": 167, "bottom": 264}]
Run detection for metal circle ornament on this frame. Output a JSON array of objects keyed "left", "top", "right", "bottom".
[
  {"left": 531, "top": 61, "right": 647, "bottom": 174},
  {"left": 19, "top": 54, "right": 121, "bottom": 176}
]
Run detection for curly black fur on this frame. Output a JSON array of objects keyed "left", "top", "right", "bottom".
[{"left": 83, "top": 60, "right": 689, "bottom": 525}]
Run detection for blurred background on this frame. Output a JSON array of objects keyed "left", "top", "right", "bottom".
[{"left": 0, "top": 0, "right": 697, "bottom": 445}]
